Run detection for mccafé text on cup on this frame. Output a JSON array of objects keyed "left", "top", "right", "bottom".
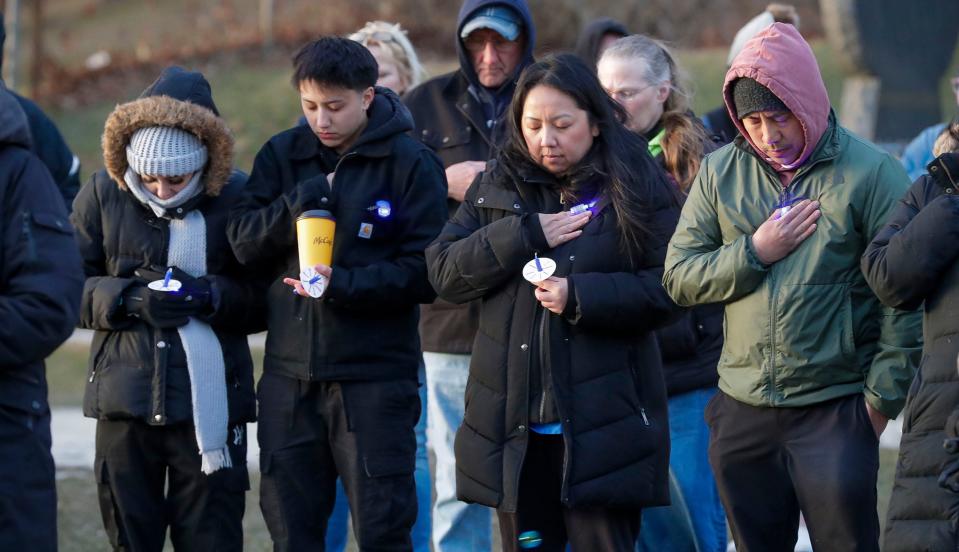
[{"left": 296, "top": 210, "right": 336, "bottom": 272}]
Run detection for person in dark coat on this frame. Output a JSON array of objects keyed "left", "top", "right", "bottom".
[
  {"left": 71, "top": 66, "right": 260, "bottom": 551},
  {"left": 0, "top": 80, "right": 83, "bottom": 552},
  {"left": 861, "top": 127, "right": 959, "bottom": 552},
  {"left": 573, "top": 17, "right": 629, "bottom": 70},
  {"left": 598, "top": 34, "right": 726, "bottom": 552},
  {"left": 427, "top": 53, "right": 682, "bottom": 552},
  {"left": 226, "top": 37, "right": 447, "bottom": 551},
  {"left": 1, "top": 10, "right": 82, "bottom": 213},
  {"left": 403, "top": 1, "right": 535, "bottom": 548}
]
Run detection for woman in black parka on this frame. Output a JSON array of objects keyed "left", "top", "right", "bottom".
[
  {"left": 70, "top": 66, "right": 263, "bottom": 551},
  {"left": 862, "top": 126, "right": 959, "bottom": 552},
  {"left": 426, "top": 53, "right": 682, "bottom": 552}
]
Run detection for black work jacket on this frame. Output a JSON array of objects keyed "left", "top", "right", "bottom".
[
  {"left": 862, "top": 152, "right": 959, "bottom": 551},
  {"left": 228, "top": 89, "right": 448, "bottom": 382},
  {"left": 72, "top": 170, "right": 261, "bottom": 425},
  {"left": 427, "top": 157, "right": 682, "bottom": 511}
]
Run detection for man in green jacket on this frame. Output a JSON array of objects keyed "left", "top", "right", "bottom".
[{"left": 663, "top": 22, "right": 922, "bottom": 551}]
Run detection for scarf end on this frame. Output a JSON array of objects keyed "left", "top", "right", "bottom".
[{"left": 201, "top": 447, "right": 233, "bottom": 475}]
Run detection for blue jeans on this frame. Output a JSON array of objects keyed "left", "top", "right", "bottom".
[
  {"left": 638, "top": 387, "right": 727, "bottom": 552},
  {"left": 325, "top": 361, "right": 432, "bottom": 551},
  {"left": 424, "top": 352, "right": 492, "bottom": 552}
]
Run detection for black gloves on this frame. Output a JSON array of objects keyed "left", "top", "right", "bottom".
[
  {"left": 123, "top": 267, "right": 213, "bottom": 328},
  {"left": 939, "top": 409, "right": 959, "bottom": 493}
]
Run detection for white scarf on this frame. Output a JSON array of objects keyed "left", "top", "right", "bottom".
[
  {"left": 125, "top": 170, "right": 232, "bottom": 474},
  {"left": 124, "top": 168, "right": 204, "bottom": 218}
]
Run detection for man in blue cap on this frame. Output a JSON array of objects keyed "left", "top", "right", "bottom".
[{"left": 403, "top": 1, "right": 535, "bottom": 550}]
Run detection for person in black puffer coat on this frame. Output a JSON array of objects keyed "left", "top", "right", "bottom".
[
  {"left": 427, "top": 53, "right": 682, "bottom": 552},
  {"left": 862, "top": 127, "right": 959, "bottom": 552},
  {"left": 0, "top": 80, "right": 83, "bottom": 552},
  {"left": 71, "top": 66, "right": 263, "bottom": 552}
]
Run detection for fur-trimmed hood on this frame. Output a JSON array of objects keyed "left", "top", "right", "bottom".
[{"left": 102, "top": 79, "right": 233, "bottom": 196}]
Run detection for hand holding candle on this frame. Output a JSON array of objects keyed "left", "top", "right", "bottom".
[
  {"left": 284, "top": 264, "right": 333, "bottom": 297},
  {"left": 534, "top": 276, "right": 568, "bottom": 314}
]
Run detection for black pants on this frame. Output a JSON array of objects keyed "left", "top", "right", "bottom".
[
  {"left": 0, "top": 405, "right": 56, "bottom": 552},
  {"left": 706, "top": 391, "right": 880, "bottom": 552},
  {"left": 497, "top": 432, "right": 641, "bottom": 552},
  {"left": 256, "top": 372, "right": 419, "bottom": 552},
  {"left": 94, "top": 419, "right": 249, "bottom": 552}
]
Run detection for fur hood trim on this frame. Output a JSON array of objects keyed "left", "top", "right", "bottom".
[{"left": 102, "top": 95, "right": 233, "bottom": 196}]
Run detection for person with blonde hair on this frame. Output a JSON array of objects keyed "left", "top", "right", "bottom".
[{"left": 350, "top": 21, "right": 427, "bottom": 96}]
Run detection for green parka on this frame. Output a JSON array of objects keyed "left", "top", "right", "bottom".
[{"left": 662, "top": 23, "right": 921, "bottom": 419}]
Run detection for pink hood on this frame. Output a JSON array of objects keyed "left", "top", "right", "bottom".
[{"left": 723, "top": 23, "right": 830, "bottom": 172}]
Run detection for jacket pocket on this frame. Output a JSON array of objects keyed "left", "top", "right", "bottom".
[
  {"left": 420, "top": 125, "right": 473, "bottom": 152},
  {"left": 775, "top": 282, "right": 859, "bottom": 387}
]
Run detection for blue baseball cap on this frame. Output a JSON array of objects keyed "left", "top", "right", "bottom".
[{"left": 460, "top": 5, "right": 523, "bottom": 42}]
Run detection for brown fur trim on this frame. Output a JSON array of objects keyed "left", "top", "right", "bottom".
[{"left": 102, "top": 96, "right": 234, "bottom": 196}]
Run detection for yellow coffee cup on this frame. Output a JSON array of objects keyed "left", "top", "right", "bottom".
[{"left": 296, "top": 210, "right": 336, "bottom": 271}]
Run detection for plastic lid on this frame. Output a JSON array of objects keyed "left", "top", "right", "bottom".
[{"left": 298, "top": 209, "right": 335, "bottom": 221}]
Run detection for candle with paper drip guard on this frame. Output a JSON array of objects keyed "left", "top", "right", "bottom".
[
  {"left": 522, "top": 252, "right": 556, "bottom": 284},
  {"left": 147, "top": 267, "right": 182, "bottom": 292}
]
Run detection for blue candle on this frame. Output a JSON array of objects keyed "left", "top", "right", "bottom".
[{"left": 163, "top": 267, "right": 173, "bottom": 288}]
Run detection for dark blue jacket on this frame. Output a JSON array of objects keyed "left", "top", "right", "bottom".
[{"left": 0, "top": 83, "right": 83, "bottom": 415}]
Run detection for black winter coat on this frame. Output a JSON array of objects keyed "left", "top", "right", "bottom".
[
  {"left": 227, "top": 89, "right": 448, "bottom": 382},
  {"left": 862, "top": 152, "right": 959, "bottom": 551},
  {"left": 72, "top": 75, "right": 262, "bottom": 426},
  {"left": 426, "top": 157, "right": 682, "bottom": 512},
  {"left": 0, "top": 85, "right": 83, "bottom": 416},
  {"left": 403, "top": 0, "right": 536, "bottom": 354}
]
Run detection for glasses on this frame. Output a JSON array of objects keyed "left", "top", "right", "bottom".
[
  {"left": 607, "top": 83, "right": 656, "bottom": 103},
  {"left": 463, "top": 34, "right": 519, "bottom": 54}
]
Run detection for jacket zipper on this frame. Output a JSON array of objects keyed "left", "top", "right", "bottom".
[{"left": 538, "top": 306, "right": 549, "bottom": 423}]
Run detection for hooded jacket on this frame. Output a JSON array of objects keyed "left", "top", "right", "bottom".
[
  {"left": 427, "top": 150, "right": 681, "bottom": 511},
  {"left": 71, "top": 67, "right": 261, "bottom": 425},
  {"left": 573, "top": 17, "right": 629, "bottom": 69},
  {"left": 862, "top": 152, "right": 959, "bottom": 551},
  {"left": 1, "top": 11, "right": 81, "bottom": 214},
  {"left": 0, "top": 83, "right": 83, "bottom": 415},
  {"left": 663, "top": 23, "right": 922, "bottom": 419},
  {"left": 227, "top": 88, "right": 447, "bottom": 382},
  {"left": 403, "top": 0, "right": 535, "bottom": 354}
]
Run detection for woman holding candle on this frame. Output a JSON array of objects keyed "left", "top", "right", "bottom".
[
  {"left": 71, "top": 66, "right": 263, "bottom": 551},
  {"left": 426, "top": 53, "right": 682, "bottom": 551}
]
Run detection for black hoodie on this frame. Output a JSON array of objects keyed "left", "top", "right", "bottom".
[
  {"left": 0, "top": 83, "right": 83, "bottom": 415},
  {"left": 228, "top": 88, "right": 448, "bottom": 382}
]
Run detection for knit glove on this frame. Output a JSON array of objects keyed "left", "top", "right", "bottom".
[
  {"left": 938, "top": 409, "right": 959, "bottom": 493},
  {"left": 122, "top": 284, "right": 199, "bottom": 328}
]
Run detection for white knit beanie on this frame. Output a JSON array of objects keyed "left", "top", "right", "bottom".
[{"left": 126, "top": 126, "right": 208, "bottom": 177}]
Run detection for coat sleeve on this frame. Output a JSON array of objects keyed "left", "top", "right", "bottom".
[
  {"left": 226, "top": 142, "right": 324, "bottom": 266},
  {"left": 70, "top": 175, "right": 139, "bottom": 330},
  {"left": 323, "top": 150, "right": 448, "bottom": 310},
  {"left": 426, "top": 182, "right": 537, "bottom": 304},
  {"left": 0, "top": 153, "right": 83, "bottom": 367},
  {"left": 862, "top": 177, "right": 959, "bottom": 310},
  {"left": 663, "top": 156, "right": 769, "bottom": 306},
  {"left": 859, "top": 155, "right": 924, "bottom": 420}
]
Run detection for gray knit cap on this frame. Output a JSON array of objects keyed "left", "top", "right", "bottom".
[
  {"left": 126, "top": 126, "right": 207, "bottom": 177},
  {"left": 732, "top": 77, "right": 788, "bottom": 119}
]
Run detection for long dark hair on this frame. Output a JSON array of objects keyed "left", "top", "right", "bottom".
[{"left": 501, "top": 53, "right": 671, "bottom": 265}]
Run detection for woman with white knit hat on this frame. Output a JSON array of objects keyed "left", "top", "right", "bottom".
[{"left": 71, "top": 66, "right": 263, "bottom": 551}]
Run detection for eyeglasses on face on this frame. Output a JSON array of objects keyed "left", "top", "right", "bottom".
[{"left": 463, "top": 33, "right": 518, "bottom": 53}]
